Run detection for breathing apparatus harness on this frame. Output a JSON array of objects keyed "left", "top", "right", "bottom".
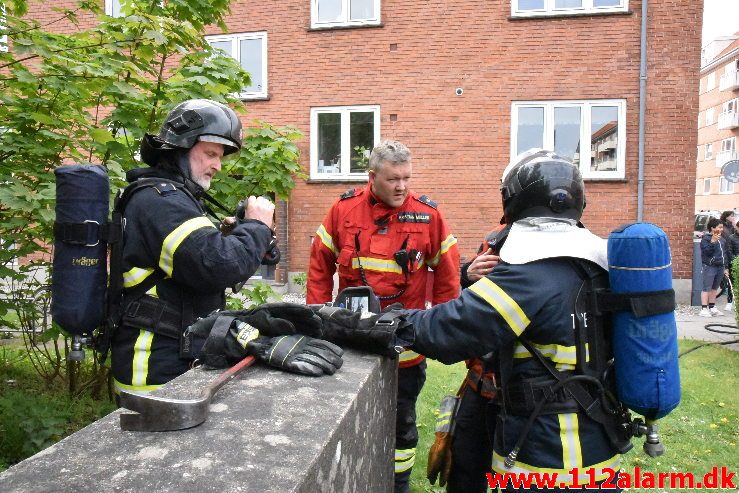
[{"left": 485, "top": 225, "right": 674, "bottom": 469}]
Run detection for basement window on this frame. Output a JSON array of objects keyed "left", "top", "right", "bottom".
[{"left": 511, "top": 99, "right": 626, "bottom": 179}]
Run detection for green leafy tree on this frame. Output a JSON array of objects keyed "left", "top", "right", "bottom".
[{"left": 0, "top": 0, "right": 303, "bottom": 389}]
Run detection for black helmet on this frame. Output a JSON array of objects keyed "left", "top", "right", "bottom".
[
  {"left": 140, "top": 99, "right": 242, "bottom": 166},
  {"left": 500, "top": 149, "right": 585, "bottom": 223}
]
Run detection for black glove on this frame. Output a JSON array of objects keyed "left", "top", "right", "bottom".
[
  {"left": 194, "top": 317, "right": 343, "bottom": 375},
  {"left": 247, "top": 334, "right": 343, "bottom": 376},
  {"left": 310, "top": 305, "right": 412, "bottom": 358},
  {"left": 188, "top": 302, "right": 323, "bottom": 340}
]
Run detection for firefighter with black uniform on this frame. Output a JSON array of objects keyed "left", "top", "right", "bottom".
[
  {"left": 306, "top": 140, "right": 460, "bottom": 493},
  {"left": 110, "top": 99, "right": 279, "bottom": 394}
]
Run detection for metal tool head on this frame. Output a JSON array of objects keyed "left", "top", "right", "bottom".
[{"left": 119, "top": 392, "right": 210, "bottom": 431}]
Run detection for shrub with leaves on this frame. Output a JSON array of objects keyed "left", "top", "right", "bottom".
[{"left": 0, "top": 0, "right": 303, "bottom": 390}]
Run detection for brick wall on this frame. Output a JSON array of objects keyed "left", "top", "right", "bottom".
[{"left": 22, "top": 0, "right": 702, "bottom": 278}]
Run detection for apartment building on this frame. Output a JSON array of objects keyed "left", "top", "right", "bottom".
[
  {"left": 696, "top": 34, "right": 739, "bottom": 213},
  {"left": 27, "top": 0, "right": 702, "bottom": 280}
]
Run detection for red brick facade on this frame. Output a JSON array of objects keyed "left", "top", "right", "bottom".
[{"left": 23, "top": 0, "right": 701, "bottom": 278}]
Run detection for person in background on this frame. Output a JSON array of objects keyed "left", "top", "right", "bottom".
[
  {"left": 699, "top": 217, "right": 731, "bottom": 317},
  {"left": 720, "top": 210, "right": 736, "bottom": 311}
]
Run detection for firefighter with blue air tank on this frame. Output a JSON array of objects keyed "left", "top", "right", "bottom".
[{"left": 110, "top": 99, "right": 341, "bottom": 395}]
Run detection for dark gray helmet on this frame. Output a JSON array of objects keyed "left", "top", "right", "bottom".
[
  {"left": 500, "top": 149, "right": 585, "bottom": 223},
  {"left": 140, "top": 99, "right": 242, "bottom": 166}
]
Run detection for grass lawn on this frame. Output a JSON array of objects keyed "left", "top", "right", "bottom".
[{"left": 410, "top": 340, "right": 739, "bottom": 493}]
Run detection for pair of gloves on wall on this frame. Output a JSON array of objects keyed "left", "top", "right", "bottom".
[{"left": 187, "top": 303, "right": 410, "bottom": 377}]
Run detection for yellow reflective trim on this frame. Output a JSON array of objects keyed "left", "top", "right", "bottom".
[
  {"left": 512, "top": 342, "right": 581, "bottom": 365},
  {"left": 132, "top": 329, "right": 154, "bottom": 388},
  {"left": 351, "top": 257, "right": 403, "bottom": 274},
  {"left": 428, "top": 234, "right": 458, "bottom": 267},
  {"left": 558, "top": 413, "right": 582, "bottom": 469},
  {"left": 159, "top": 216, "right": 215, "bottom": 277},
  {"left": 493, "top": 451, "right": 620, "bottom": 484},
  {"left": 112, "top": 377, "right": 162, "bottom": 395},
  {"left": 316, "top": 224, "right": 339, "bottom": 256},
  {"left": 399, "top": 349, "right": 422, "bottom": 362},
  {"left": 123, "top": 267, "right": 154, "bottom": 288},
  {"left": 394, "top": 448, "right": 416, "bottom": 473},
  {"left": 469, "top": 278, "right": 530, "bottom": 335}
]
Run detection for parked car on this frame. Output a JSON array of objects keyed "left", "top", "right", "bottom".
[{"left": 694, "top": 210, "right": 720, "bottom": 239}]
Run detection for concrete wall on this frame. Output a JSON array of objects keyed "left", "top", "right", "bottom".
[{"left": 0, "top": 350, "right": 397, "bottom": 493}]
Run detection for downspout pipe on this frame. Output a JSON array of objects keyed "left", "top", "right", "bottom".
[{"left": 637, "top": 0, "right": 648, "bottom": 221}]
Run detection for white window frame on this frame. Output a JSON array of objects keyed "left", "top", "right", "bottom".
[
  {"left": 720, "top": 176, "right": 735, "bottom": 194},
  {"left": 309, "top": 105, "right": 380, "bottom": 180},
  {"left": 705, "top": 107, "right": 714, "bottom": 126},
  {"left": 703, "top": 178, "right": 711, "bottom": 195},
  {"left": 205, "top": 32, "right": 268, "bottom": 100},
  {"left": 105, "top": 0, "right": 122, "bottom": 17},
  {"left": 721, "top": 137, "right": 736, "bottom": 153},
  {"left": 311, "top": 0, "right": 381, "bottom": 29},
  {"left": 510, "top": 99, "right": 626, "bottom": 179},
  {"left": 706, "top": 72, "right": 716, "bottom": 91},
  {"left": 511, "top": 0, "right": 627, "bottom": 17},
  {"left": 705, "top": 143, "right": 713, "bottom": 160},
  {"left": 722, "top": 98, "right": 738, "bottom": 114},
  {"left": 726, "top": 60, "right": 738, "bottom": 75}
]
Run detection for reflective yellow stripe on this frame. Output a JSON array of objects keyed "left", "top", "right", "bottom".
[
  {"left": 558, "top": 413, "right": 582, "bottom": 469},
  {"left": 351, "top": 256, "right": 403, "bottom": 274},
  {"left": 394, "top": 448, "right": 416, "bottom": 473},
  {"left": 428, "top": 234, "right": 457, "bottom": 267},
  {"left": 436, "top": 411, "right": 453, "bottom": 429},
  {"left": 399, "top": 349, "right": 422, "bottom": 362},
  {"left": 469, "top": 278, "right": 530, "bottom": 335},
  {"left": 123, "top": 267, "right": 155, "bottom": 288},
  {"left": 112, "top": 377, "right": 162, "bottom": 395},
  {"left": 493, "top": 451, "right": 620, "bottom": 484},
  {"left": 315, "top": 224, "right": 339, "bottom": 256},
  {"left": 132, "top": 329, "right": 154, "bottom": 388},
  {"left": 159, "top": 216, "right": 215, "bottom": 277},
  {"left": 513, "top": 342, "right": 588, "bottom": 369}
]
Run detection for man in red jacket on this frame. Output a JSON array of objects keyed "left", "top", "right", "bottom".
[{"left": 307, "top": 140, "right": 460, "bottom": 493}]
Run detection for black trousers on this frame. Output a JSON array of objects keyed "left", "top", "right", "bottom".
[
  {"left": 394, "top": 361, "right": 426, "bottom": 493},
  {"left": 446, "top": 385, "right": 497, "bottom": 493}
]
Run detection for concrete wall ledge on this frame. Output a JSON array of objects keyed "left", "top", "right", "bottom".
[{"left": 0, "top": 350, "right": 396, "bottom": 493}]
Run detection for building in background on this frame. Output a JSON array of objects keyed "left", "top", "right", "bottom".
[
  {"left": 696, "top": 33, "right": 739, "bottom": 213},
  {"left": 24, "top": 0, "right": 702, "bottom": 283}
]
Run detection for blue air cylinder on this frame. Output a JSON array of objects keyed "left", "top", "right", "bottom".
[
  {"left": 51, "top": 164, "right": 109, "bottom": 336},
  {"left": 608, "top": 223, "right": 681, "bottom": 420}
]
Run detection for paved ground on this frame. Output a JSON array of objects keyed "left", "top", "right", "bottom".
[{"left": 675, "top": 303, "right": 739, "bottom": 350}]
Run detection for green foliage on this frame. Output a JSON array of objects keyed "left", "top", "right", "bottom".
[
  {"left": 0, "top": 0, "right": 302, "bottom": 331},
  {"left": 225, "top": 281, "right": 282, "bottom": 310},
  {"left": 0, "top": 345, "right": 116, "bottom": 470},
  {"left": 292, "top": 271, "right": 307, "bottom": 294},
  {"left": 351, "top": 145, "right": 370, "bottom": 171}
]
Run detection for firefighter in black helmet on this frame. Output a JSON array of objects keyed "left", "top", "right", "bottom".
[{"left": 110, "top": 99, "right": 279, "bottom": 394}]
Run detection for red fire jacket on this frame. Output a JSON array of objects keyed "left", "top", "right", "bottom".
[{"left": 307, "top": 185, "right": 460, "bottom": 367}]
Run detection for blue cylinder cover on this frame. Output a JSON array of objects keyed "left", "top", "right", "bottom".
[
  {"left": 51, "top": 164, "right": 109, "bottom": 336},
  {"left": 608, "top": 223, "right": 681, "bottom": 419}
]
